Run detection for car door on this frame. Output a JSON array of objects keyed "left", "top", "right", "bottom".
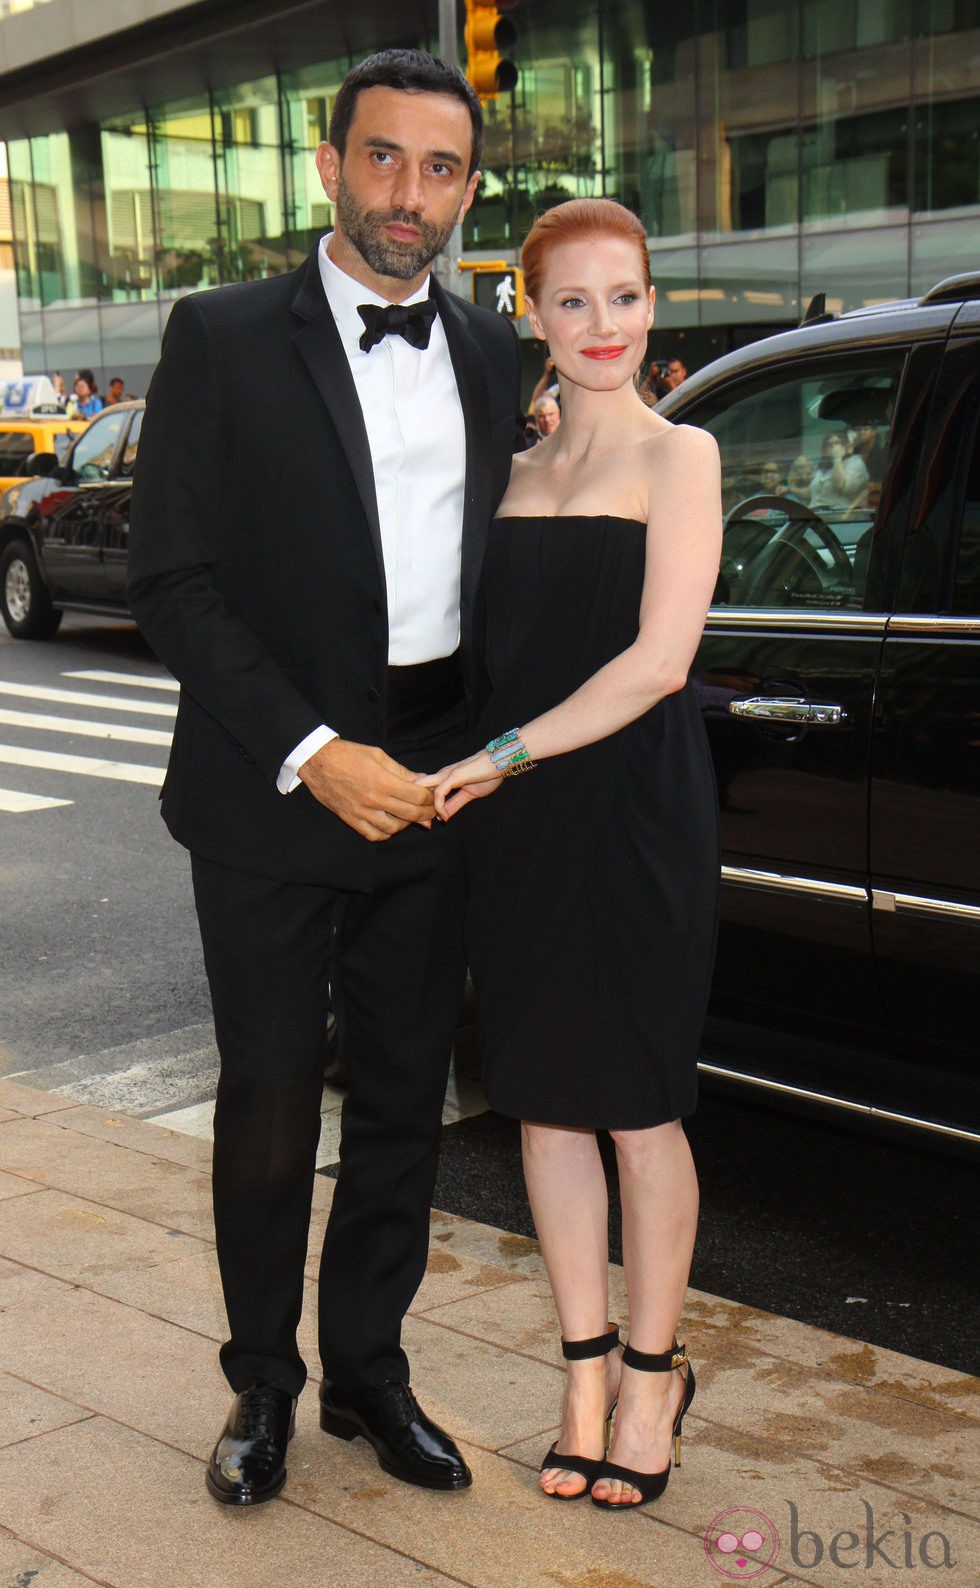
[
  {"left": 674, "top": 341, "right": 935, "bottom": 1084},
  {"left": 870, "top": 303, "right": 980, "bottom": 1131},
  {"left": 102, "top": 408, "right": 141, "bottom": 600},
  {"left": 40, "top": 408, "right": 132, "bottom": 600}
]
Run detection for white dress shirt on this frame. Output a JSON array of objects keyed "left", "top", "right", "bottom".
[{"left": 278, "top": 234, "right": 467, "bottom": 793}]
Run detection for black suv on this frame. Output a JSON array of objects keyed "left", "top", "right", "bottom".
[
  {"left": 660, "top": 273, "right": 979, "bottom": 1151},
  {"left": 0, "top": 400, "right": 143, "bottom": 637}
]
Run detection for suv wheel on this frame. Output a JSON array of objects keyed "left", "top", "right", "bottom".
[{"left": 0, "top": 538, "right": 62, "bottom": 638}]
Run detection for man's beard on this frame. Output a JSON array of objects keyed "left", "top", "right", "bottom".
[{"left": 336, "top": 180, "right": 457, "bottom": 281}]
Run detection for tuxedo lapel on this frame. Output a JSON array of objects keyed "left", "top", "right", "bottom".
[
  {"left": 431, "top": 279, "right": 494, "bottom": 625},
  {"left": 289, "top": 247, "right": 385, "bottom": 591}
]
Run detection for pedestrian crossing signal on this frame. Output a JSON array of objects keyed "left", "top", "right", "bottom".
[
  {"left": 464, "top": 1, "right": 519, "bottom": 101},
  {"left": 472, "top": 267, "right": 524, "bottom": 320}
]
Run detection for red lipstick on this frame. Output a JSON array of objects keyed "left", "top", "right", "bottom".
[{"left": 582, "top": 346, "right": 627, "bottom": 360}]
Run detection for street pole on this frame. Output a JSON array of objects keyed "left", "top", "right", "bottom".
[{"left": 438, "top": 0, "right": 465, "bottom": 299}]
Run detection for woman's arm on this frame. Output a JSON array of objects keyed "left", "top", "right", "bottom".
[
  {"left": 424, "top": 424, "right": 722, "bottom": 817},
  {"left": 528, "top": 356, "right": 556, "bottom": 410}
]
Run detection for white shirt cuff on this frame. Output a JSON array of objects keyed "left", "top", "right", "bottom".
[{"left": 277, "top": 725, "right": 338, "bottom": 794}]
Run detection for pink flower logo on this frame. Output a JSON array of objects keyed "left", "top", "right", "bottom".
[{"left": 704, "top": 1508, "right": 781, "bottom": 1579}]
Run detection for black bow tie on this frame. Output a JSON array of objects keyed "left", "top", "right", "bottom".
[{"left": 357, "top": 299, "right": 438, "bottom": 353}]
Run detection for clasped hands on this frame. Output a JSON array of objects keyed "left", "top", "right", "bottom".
[{"left": 298, "top": 738, "right": 502, "bottom": 841}]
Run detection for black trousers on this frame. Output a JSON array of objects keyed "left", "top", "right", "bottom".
[{"left": 191, "top": 707, "right": 467, "bottom": 1398}]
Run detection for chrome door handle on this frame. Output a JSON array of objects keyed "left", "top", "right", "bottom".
[{"left": 728, "top": 696, "right": 847, "bottom": 725}]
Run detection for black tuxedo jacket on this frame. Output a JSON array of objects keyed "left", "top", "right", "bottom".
[{"left": 128, "top": 244, "right": 523, "bottom": 889}]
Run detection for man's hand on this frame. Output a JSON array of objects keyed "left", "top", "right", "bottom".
[{"left": 298, "top": 739, "right": 435, "bottom": 841}]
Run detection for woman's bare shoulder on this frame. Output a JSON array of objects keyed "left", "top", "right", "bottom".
[
  {"left": 642, "top": 418, "right": 719, "bottom": 475},
  {"left": 645, "top": 416, "right": 717, "bottom": 452}
]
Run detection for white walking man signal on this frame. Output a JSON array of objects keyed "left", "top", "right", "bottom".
[{"left": 495, "top": 275, "right": 516, "bottom": 315}]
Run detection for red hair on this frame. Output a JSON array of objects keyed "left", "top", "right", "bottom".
[{"left": 521, "top": 198, "right": 650, "bottom": 302}]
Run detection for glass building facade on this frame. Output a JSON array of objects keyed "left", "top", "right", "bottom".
[{"left": 1, "top": 0, "right": 977, "bottom": 388}]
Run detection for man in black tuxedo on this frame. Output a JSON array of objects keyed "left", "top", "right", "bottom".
[{"left": 128, "top": 50, "right": 522, "bottom": 1506}]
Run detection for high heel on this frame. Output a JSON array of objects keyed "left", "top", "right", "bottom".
[
  {"left": 539, "top": 1322, "right": 621, "bottom": 1501},
  {"left": 590, "top": 1340, "right": 695, "bottom": 1510}
]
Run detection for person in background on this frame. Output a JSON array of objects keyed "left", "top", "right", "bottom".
[
  {"left": 851, "top": 419, "right": 886, "bottom": 505},
  {"left": 50, "top": 373, "right": 69, "bottom": 411},
  {"left": 663, "top": 356, "right": 687, "bottom": 392},
  {"left": 779, "top": 454, "right": 814, "bottom": 505},
  {"left": 105, "top": 376, "right": 126, "bottom": 406},
  {"left": 758, "top": 460, "right": 784, "bottom": 494},
  {"left": 529, "top": 352, "right": 560, "bottom": 409},
  {"left": 532, "top": 393, "right": 561, "bottom": 439},
  {"left": 67, "top": 370, "right": 103, "bottom": 420},
  {"left": 809, "top": 430, "right": 868, "bottom": 513}
]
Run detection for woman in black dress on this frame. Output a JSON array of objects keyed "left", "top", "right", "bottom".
[{"left": 422, "top": 199, "right": 721, "bottom": 1509}]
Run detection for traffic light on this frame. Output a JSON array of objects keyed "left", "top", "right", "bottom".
[
  {"left": 464, "top": 1, "right": 519, "bottom": 101},
  {"left": 470, "top": 264, "right": 524, "bottom": 319}
]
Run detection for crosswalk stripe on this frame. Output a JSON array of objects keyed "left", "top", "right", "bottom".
[
  {"left": 0, "top": 706, "right": 173, "bottom": 747},
  {"left": 0, "top": 681, "right": 176, "bottom": 717},
  {"left": 0, "top": 786, "right": 74, "bottom": 813},
  {"left": 64, "top": 669, "right": 179, "bottom": 693},
  {"left": 0, "top": 744, "right": 164, "bottom": 785}
]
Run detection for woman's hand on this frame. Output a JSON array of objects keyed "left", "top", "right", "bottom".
[{"left": 417, "top": 749, "right": 504, "bottom": 820}]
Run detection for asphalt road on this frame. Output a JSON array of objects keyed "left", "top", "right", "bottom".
[
  {"left": 0, "top": 615, "right": 210, "bottom": 1072},
  {"left": 2, "top": 615, "right": 977, "bottom": 1375}
]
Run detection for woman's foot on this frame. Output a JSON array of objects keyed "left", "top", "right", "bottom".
[
  {"left": 540, "top": 1345, "right": 622, "bottom": 1498},
  {"left": 590, "top": 1356, "right": 688, "bottom": 1506}
]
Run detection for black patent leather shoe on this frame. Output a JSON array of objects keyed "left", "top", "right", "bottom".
[
  {"left": 319, "top": 1379, "right": 472, "bottom": 1491},
  {"left": 206, "top": 1382, "right": 296, "bottom": 1506}
]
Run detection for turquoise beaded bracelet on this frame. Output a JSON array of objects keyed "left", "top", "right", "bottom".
[{"left": 486, "top": 727, "right": 536, "bottom": 777}]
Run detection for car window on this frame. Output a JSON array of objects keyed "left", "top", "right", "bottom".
[
  {"left": 51, "top": 429, "right": 78, "bottom": 463},
  {"left": 952, "top": 396, "right": 980, "bottom": 616},
  {"left": 117, "top": 408, "right": 143, "bottom": 478},
  {"left": 684, "top": 354, "right": 903, "bottom": 609},
  {"left": 69, "top": 410, "right": 132, "bottom": 482},
  {"left": 0, "top": 432, "right": 36, "bottom": 474},
  {"left": 0, "top": 429, "right": 74, "bottom": 473}
]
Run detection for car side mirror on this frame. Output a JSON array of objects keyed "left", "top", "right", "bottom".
[{"left": 25, "top": 451, "right": 62, "bottom": 478}]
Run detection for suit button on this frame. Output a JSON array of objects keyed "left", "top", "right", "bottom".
[{"left": 366, "top": 686, "right": 381, "bottom": 704}]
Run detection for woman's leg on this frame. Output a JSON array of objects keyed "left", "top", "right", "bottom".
[
  {"left": 591, "top": 1118, "right": 698, "bottom": 1505},
  {"left": 521, "top": 1121, "right": 622, "bottom": 1497}
]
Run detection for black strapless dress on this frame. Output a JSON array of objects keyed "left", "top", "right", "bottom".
[{"left": 462, "top": 515, "right": 719, "bottom": 1130}]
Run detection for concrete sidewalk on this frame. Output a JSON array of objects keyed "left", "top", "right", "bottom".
[{"left": 0, "top": 1076, "right": 976, "bottom": 1588}]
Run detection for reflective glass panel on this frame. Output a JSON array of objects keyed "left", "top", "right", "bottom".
[
  {"left": 700, "top": 237, "right": 801, "bottom": 324},
  {"left": 213, "top": 76, "right": 300, "bottom": 280},
  {"left": 912, "top": 12, "right": 979, "bottom": 216},
  {"left": 801, "top": 0, "right": 912, "bottom": 227},
  {"left": 801, "top": 227, "right": 909, "bottom": 311},
  {"left": 101, "top": 122, "right": 155, "bottom": 303},
  {"left": 146, "top": 99, "right": 219, "bottom": 295},
  {"left": 698, "top": 1, "right": 801, "bottom": 238}
]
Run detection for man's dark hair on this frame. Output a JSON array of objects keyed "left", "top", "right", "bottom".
[
  {"left": 329, "top": 49, "right": 484, "bottom": 179},
  {"left": 76, "top": 368, "right": 96, "bottom": 388},
  {"left": 109, "top": 375, "right": 123, "bottom": 385}
]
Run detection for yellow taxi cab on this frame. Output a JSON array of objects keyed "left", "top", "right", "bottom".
[{"left": 0, "top": 416, "right": 87, "bottom": 495}]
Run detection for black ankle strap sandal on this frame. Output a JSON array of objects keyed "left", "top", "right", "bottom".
[
  {"left": 540, "top": 1323, "right": 622, "bottom": 1501},
  {"left": 591, "top": 1338, "right": 696, "bottom": 1510}
]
